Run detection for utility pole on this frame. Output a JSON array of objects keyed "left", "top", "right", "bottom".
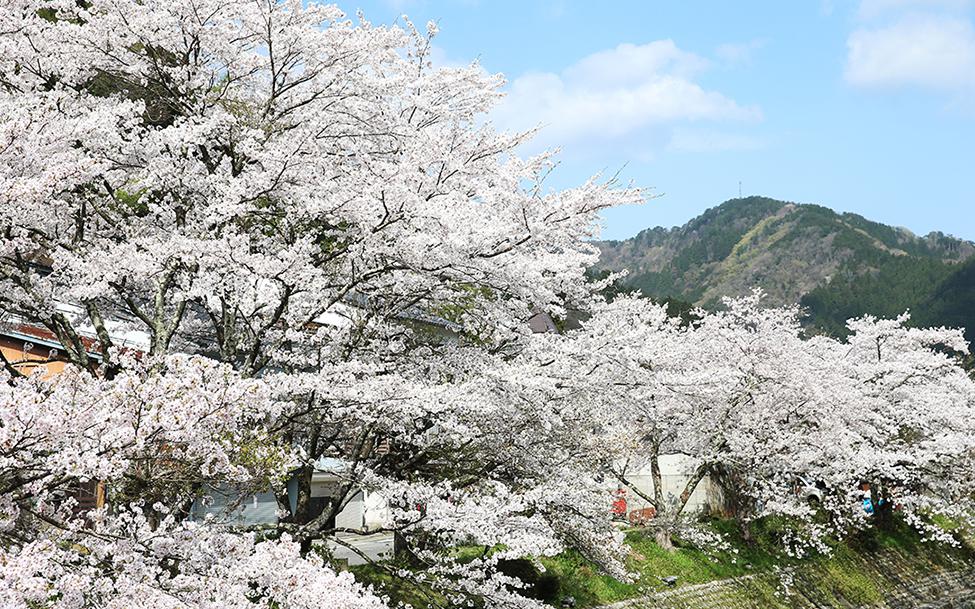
[{"left": 738, "top": 181, "right": 742, "bottom": 197}]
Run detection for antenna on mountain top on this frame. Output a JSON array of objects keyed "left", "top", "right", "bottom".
[{"left": 738, "top": 181, "right": 742, "bottom": 198}]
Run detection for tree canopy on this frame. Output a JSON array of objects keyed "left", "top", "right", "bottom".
[{"left": 1, "top": 3, "right": 974, "bottom": 609}]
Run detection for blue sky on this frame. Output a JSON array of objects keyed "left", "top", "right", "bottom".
[{"left": 346, "top": 0, "right": 975, "bottom": 241}]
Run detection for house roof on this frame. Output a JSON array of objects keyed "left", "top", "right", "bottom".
[{"left": 1, "top": 301, "right": 150, "bottom": 362}]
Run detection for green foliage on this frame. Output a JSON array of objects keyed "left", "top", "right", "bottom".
[
  {"left": 802, "top": 255, "right": 975, "bottom": 343},
  {"left": 113, "top": 187, "right": 149, "bottom": 216},
  {"left": 598, "top": 196, "right": 975, "bottom": 345},
  {"left": 350, "top": 561, "right": 449, "bottom": 609},
  {"left": 228, "top": 429, "right": 293, "bottom": 487},
  {"left": 496, "top": 559, "right": 562, "bottom": 602},
  {"left": 541, "top": 516, "right": 974, "bottom": 609},
  {"left": 585, "top": 269, "right": 698, "bottom": 326},
  {"left": 541, "top": 550, "right": 637, "bottom": 607},
  {"left": 669, "top": 197, "right": 787, "bottom": 273},
  {"left": 428, "top": 283, "right": 495, "bottom": 325},
  {"left": 353, "top": 515, "right": 975, "bottom": 609},
  {"left": 919, "top": 256, "right": 975, "bottom": 339}
]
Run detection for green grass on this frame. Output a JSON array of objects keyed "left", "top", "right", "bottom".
[
  {"left": 542, "top": 522, "right": 776, "bottom": 607},
  {"left": 537, "top": 517, "right": 975, "bottom": 608},
  {"left": 348, "top": 517, "right": 975, "bottom": 609},
  {"left": 817, "top": 543, "right": 884, "bottom": 605}
]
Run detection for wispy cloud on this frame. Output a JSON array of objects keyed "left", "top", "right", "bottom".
[
  {"left": 715, "top": 39, "right": 767, "bottom": 67},
  {"left": 493, "top": 40, "right": 761, "bottom": 154},
  {"left": 856, "top": 0, "right": 973, "bottom": 19},
  {"left": 429, "top": 45, "right": 476, "bottom": 70},
  {"left": 668, "top": 129, "right": 768, "bottom": 153},
  {"left": 845, "top": 15, "right": 975, "bottom": 90}
]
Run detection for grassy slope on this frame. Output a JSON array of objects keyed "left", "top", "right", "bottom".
[
  {"left": 545, "top": 518, "right": 974, "bottom": 608},
  {"left": 349, "top": 517, "right": 975, "bottom": 609}
]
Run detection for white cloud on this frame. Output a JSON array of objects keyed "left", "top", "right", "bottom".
[
  {"left": 493, "top": 40, "right": 761, "bottom": 151},
  {"left": 429, "top": 45, "right": 473, "bottom": 70},
  {"left": 715, "top": 39, "right": 767, "bottom": 66},
  {"left": 857, "top": 0, "right": 973, "bottom": 19},
  {"left": 845, "top": 15, "right": 975, "bottom": 89},
  {"left": 562, "top": 41, "right": 709, "bottom": 86},
  {"left": 668, "top": 129, "right": 768, "bottom": 153}
]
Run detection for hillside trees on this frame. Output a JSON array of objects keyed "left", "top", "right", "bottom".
[
  {"left": 596, "top": 197, "right": 975, "bottom": 331},
  {"left": 0, "top": 1, "right": 639, "bottom": 607}
]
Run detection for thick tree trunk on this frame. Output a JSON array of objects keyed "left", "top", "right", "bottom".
[
  {"left": 648, "top": 451, "right": 678, "bottom": 552},
  {"left": 739, "top": 517, "right": 753, "bottom": 543},
  {"left": 649, "top": 450, "right": 665, "bottom": 515},
  {"left": 871, "top": 482, "right": 895, "bottom": 531},
  {"left": 297, "top": 469, "right": 317, "bottom": 525},
  {"left": 277, "top": 465, "right": 312, "bottom": 525},
  {"left": 655, "top": 527, "right": 674, "bottom": 551},
  {"left": 674, "top": 463, "right": 709, "bottom": 518}
]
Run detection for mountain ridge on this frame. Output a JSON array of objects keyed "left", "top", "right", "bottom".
[{"left": 595, "top": 196, "right": 975, "bottom": 338}]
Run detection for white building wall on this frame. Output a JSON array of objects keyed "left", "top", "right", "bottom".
[
  {"left": 363, "top": 490, "right": 391, "bottom": 530},
  {"left": 189, "top": 486, "right": 279, "bottom": 525},
  {"left": 335, "top": 490, "right": 365, "bottom": 530},
  {"left": 310, "top": 482, "right": 391, "bottom": 533},
  {"left": 614, "top": 454, "right": 723, "bottom": 515}
]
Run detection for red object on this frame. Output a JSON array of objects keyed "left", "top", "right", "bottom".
[
  {"left": 628, "top": 507, "right": 657, "bottom": 526},
  {"left": 611, "top": 495, "right": 627, "bottom": 516}
]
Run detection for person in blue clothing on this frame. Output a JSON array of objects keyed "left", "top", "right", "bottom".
[
  {"left": 860, "top": 481, "right": 888, "bottom": 516},
  {"left": 861, "top": 481, "right": 875, "bottom": 515}
]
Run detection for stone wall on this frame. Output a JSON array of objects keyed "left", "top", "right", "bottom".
[{"left": 605, "top": 548, "right": 975, "bottom": 609}]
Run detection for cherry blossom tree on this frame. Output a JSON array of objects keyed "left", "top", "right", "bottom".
[
  {"left": 525, "top": 291, "right": 975, "bottom": 554},
  {"left": 3, "top": 1, "right": 973, "bottom": 605},
  {"left": 0, "top": 1, "right": 639, "bottom": 606},
  {"left": 0, "top": 356, "right": 385, "bottom": 609},
  {"left": 826, "top": 314, "right": 975, "bottom": 544}
]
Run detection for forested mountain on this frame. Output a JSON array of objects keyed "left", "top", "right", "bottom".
[{"left": 596, "top": 196, "right": 975, "bottom": 339}]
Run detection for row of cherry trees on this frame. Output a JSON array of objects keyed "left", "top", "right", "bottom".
[
  {"left": 519, "top": 292, "right": 975, "bottom": 555},
  {"left": 1, "top": 1, "right": 973, "bottom": 608}
]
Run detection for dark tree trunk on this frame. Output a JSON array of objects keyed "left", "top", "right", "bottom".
[
  {"left": 872, "top": 482, "right": 895, "bottom": 530},
  {"left": 650, "top": 451, "right": 665, "bottom": 515}
]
